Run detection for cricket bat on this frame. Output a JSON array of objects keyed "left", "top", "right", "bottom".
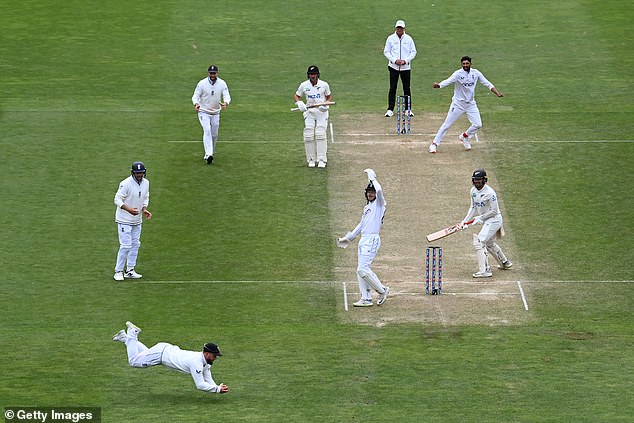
[
  {"left": 426, "top": 219, "right": 474, "bottom": 242},
  {"left": 290, "top": 101, "right": 336, "bottom": 111}
]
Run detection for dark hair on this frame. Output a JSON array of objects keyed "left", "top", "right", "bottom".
[{"left": 461, "top": 56, "right": 472, "bottom": 63}]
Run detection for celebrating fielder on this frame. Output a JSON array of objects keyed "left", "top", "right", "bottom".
[
  {"left": 192, "top": 64, "right": 231, "bottom": 165},
  {"left": 461, "top": 169, "right": 512, "bottom": 278},
  {"left": 337, "top": 169, "right": 390, "bottom": 307},
  {"left": 113, "top": 321, "right": 230, "bottom": 394},
  {"left": 429, "top": 56, "right": 503, "bottom": 154},
  {"left": 294, "top": 65, "right": 332, "bottom": 168},
  {"left": 113, "top": 162, "right": 152, "bottom": 281}
]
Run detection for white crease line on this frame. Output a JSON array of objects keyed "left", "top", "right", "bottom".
[
  {"left": 343, "top": 282, "right": 348, "bottom": 311},
  {"left": 141, "top": 279, "right": 634, "bottom": 284},
  {"left": 517, "top": 281, "right": 529, "bottom": 311}
]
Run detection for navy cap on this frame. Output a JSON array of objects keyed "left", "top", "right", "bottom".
[
  {"left": 203, "top": 343, "right": 222, "bottom": 356},
  {"left": 208, "top": 65, "right": 219, "bottom": 73}
]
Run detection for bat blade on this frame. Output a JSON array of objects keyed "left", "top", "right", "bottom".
[{"left": 425, "top": 219, "right": 474, "bottom": 242}]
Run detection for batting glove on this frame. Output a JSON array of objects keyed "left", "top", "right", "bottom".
[
  {"left": 296, "top": 101, "right": 307, "bottom": 112},
  {"left": 364, "top": 168, "right": 377, "bottom": 182},
  {"left": 318, "top": 105, "right": 329, "bottom": 112}
]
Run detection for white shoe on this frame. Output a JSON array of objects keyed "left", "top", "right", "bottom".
[
  {"left": 353, "top": 299, "right": 373, "bottom": 307},
  {"left": 126, "top": 321, "right": 142, "bottom": 336},
  {"left": 384, "top": 110, "right": 394, "bottom": 117},
  {"left": 499, "top": 260, "right": 513, "bottom": 270},
  {"left": 406, "top": 110, "right": 414, "bottom": 117},
  {"left": 317, "top": 160, "right": 326, "bottom": 168},
  {"left": 472, "top": 270, "right": 493, "bottom": 278},
  {"left": 459, "top": 134, "right": 472, "bottom": 150},
  {"left": 112, "top": 329, "right": 127, "bottom": 342},
  {"left": 428, "top": 143, "right": 437, "bottom": 154},
  {"left": 308, "top": 160, "right": 316, "bottom": 168},
  {"left": 377, "top": 286, "right": 390, "bottom": 306},
  {"left": 125, "top": 269, "right": 142, "bottom": 279},
  {"left": 113, "top": 271, "right": 124, "bottom": 281}
]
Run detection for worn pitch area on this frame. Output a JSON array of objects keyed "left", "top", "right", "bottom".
[{"left": 329, "top": 112, "right": 531, "bottom": 326}]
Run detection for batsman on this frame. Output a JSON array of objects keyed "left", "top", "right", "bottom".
[
  {"left": 461, "top": 169, "right": 513, "bottom": 278},
  {"left": 293, "top": 65, "right": 332, "bottom": 168}
]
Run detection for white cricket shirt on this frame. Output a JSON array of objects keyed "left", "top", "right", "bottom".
[
  {"left": 161, "top": 345, "right": 223, "bottom": 393},
  {"left": 192, "top": 77, "right": 231, "bottom": 113},
  {"left": 295, "top": 79, "right": 331, "bottom": 107},
  {"left": 464, "top": 184, "right": 501, "bottom": 222},
  {"left": 349, "top": 180, "right": 387, "bottom": 238},
  {"left": 114, "top": 175, "right": 149, "bottom": 225},
  {"left": 438, "top": 68, "right": 495, "bottom": 104}
]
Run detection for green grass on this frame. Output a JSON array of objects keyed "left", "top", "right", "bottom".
[{"left": 1, "top": 0, "right": 632, "bottom": 422}]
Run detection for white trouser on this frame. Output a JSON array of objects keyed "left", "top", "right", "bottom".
[
  {"left": 433, "top": 100, "right": 482, "bottom": 145},
  {"left": 474, "top": 215, "right": 507, "bottom": 271},
  {"left": 115, "top": 223, "right": 142, "bottom": 273},
  {"left": 303, "top": 110, "right": 328, "bottom": 163},
  {"left": 356, "top": 234, "right": 385, "bottom": 300},
  {"left": 198, "top": 112, "right": 220, "bottom": 157},
  {"left": 125, "top": 334, "right": 168, "bottom": 368}
]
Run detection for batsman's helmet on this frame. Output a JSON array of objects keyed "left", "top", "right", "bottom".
[
  {"left": 131, "top": 161, "right": 146, "bottom": 175},
  {"left": 307, "top": 65, "right": 320, "bottom": 77},
  {"left": 471, "top": 169, "right": 487, "bottom": 183}
]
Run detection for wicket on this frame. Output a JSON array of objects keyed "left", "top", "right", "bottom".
[
  {"left": 396, "top": 95, "right": 411, "bottom": 135},
  {"left": 425, "top": 246, "right": 443, "bottom": 295}
]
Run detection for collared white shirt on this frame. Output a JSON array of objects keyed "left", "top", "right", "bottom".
[
  {"left": 295, "top": 79, "right": 331, "bottom": 107},
  {"left": 438, "top": 68, "right": 495, "bottom": 104},
  {"left": 192, "top": 77, "right": 231, "bottom": 113},
  {"left": 114, "top": 175, "right": 149, "bottom": 225},
  {"left": 161, "top": 344, "right": 223, "bottom": 393},
  {"left": 349, "top": 180, "right": 387, "bottom": 238},
  {"left": 464, "top": 184, "right": 501, "bottom": 222},
  {"left": 384, "top": 32, "right": 417, "bottom": 71}
]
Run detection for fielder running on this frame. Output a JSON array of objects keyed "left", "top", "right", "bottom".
[
  {"left": 337, "top": 169, "right": 390, "bottom": 307},
  {"left": 113, "top": 321, "right": 230, "bottom": 394},
  {"left": 429, "top": 56, "right": 503, "bottom": 154},
  {"left": 192, "top": 64, "right": 231, "bottom": 164},
  {"left": 113, "top": 162, "right": 152, "bottom": 281},
  {"left": 461, "top": 169, "right": 512, "bottom": 278},
  {"left": 294, "top": 65, "right": 332, "bottom": 168}
]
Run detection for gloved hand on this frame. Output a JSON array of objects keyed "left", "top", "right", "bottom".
[
  {"left": 364, "top": 168, "right": 377, "bottom": 181},
  {"left": 296, "top": 101, "right": 307, "bottom": 112},
  {"left": 336, "top": 237, "right": 350, "bottom": 249},
  {"left": 318, "top": 105, "right": 329, "bottom": 112}
]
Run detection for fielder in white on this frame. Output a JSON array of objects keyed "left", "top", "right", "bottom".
[
  {"left": 192, "top": 64, "right": 231, "bottom": 165},
  {"left": 461, "top": 169, "right": 512, "bottom": 278},
  {"left": 113, "top": 162, "right": 152, "bottom": 281},
  {"left": 429, "top": 56, "right": 503, "bottom": 154},
  {"left": 337, "top": 169, "right": 390, "bottom": 307},
  {"left": 113, "top": 322, "right": 230, "bottom": 394},
  {"left": 294, "top": 65, "right": 332, "bottom": 168}
]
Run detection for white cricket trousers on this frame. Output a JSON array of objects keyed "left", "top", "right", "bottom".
[
  {"left": 476, "top": 215, "right": 509, "bottom": 267},
  {"left": 198, "top": 111, "right": 220, "bottom": 157},
  {"left": 125, "top": 335, "right": 169, "bottom": 368},
  {"left": 303, "top": 110, "right": 328, "bottom": 163},
  {"left": 115, "top": 223, "right": 142, "bottom": 273},
  {"left": 433, "top": 100, "right": 482, "bottom": 145},
  {"left": 356, "top": 234, "right": 385, "bottom": 300}
]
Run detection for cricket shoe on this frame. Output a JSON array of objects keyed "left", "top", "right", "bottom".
[
  {"left": 125, "top": 269, "right": 142, "bottom": 279},
  {"left": 308, "top": 160, "right": 316, "bottom": 168},
  {"left": 113, "top": 271, "right": 124, "bottom": 281},
  {"left": 499, "top": 260, "right": 513, "bottom": 270},
  {"left": 126, "top": 321, "right": 142, "bottom": 336},
  {"left": 472, "top": 270, "right": 493, "bottom": 278},
  {"left": 377, "top": 286, "right": 390, "bottom": 306},
  {"left": 428, "top": 143, "right": 437, "bottom": 154},
  {"left": 353, "top": 299, "right": 373, "bottom": 307},
  {"left": 406, "top": 110, "right": 414, "bottom": 117},
  {"left": 459, "top": 133, "right": 472, "bottom": 150},
  {"left": 384, "top": 110, "right": 394, "bottom": 117},
  {"left": 112, "top": 329, "right": 127, "bottom": 343},
  {"left": 206, "top": 155, "right": 214, "bottom": 165},
  {"left": 317, "top": 160, "right": 326, "bottom": 168}
]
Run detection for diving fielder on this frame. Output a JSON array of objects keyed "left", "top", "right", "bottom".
[
  {"left": 113, "top": 162, "right": 151, "bottom": 281},
  {"left": 192, "top": 65, "right": 231, "bottom": 164},
  {"left": 461, "top": 169, "right": 512, "bottom": 278},
  {"left": 429, "top": 56, "right": 503, "bottom": 153},
  {"left": 337, "top": 169, "right": 390, "bottom": 307},
  {"left": 113, "top": 322, "right": 230, "bottom": 394},
  {"left": 294, "top": 65, "right": 332, "bottom": 168}
]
